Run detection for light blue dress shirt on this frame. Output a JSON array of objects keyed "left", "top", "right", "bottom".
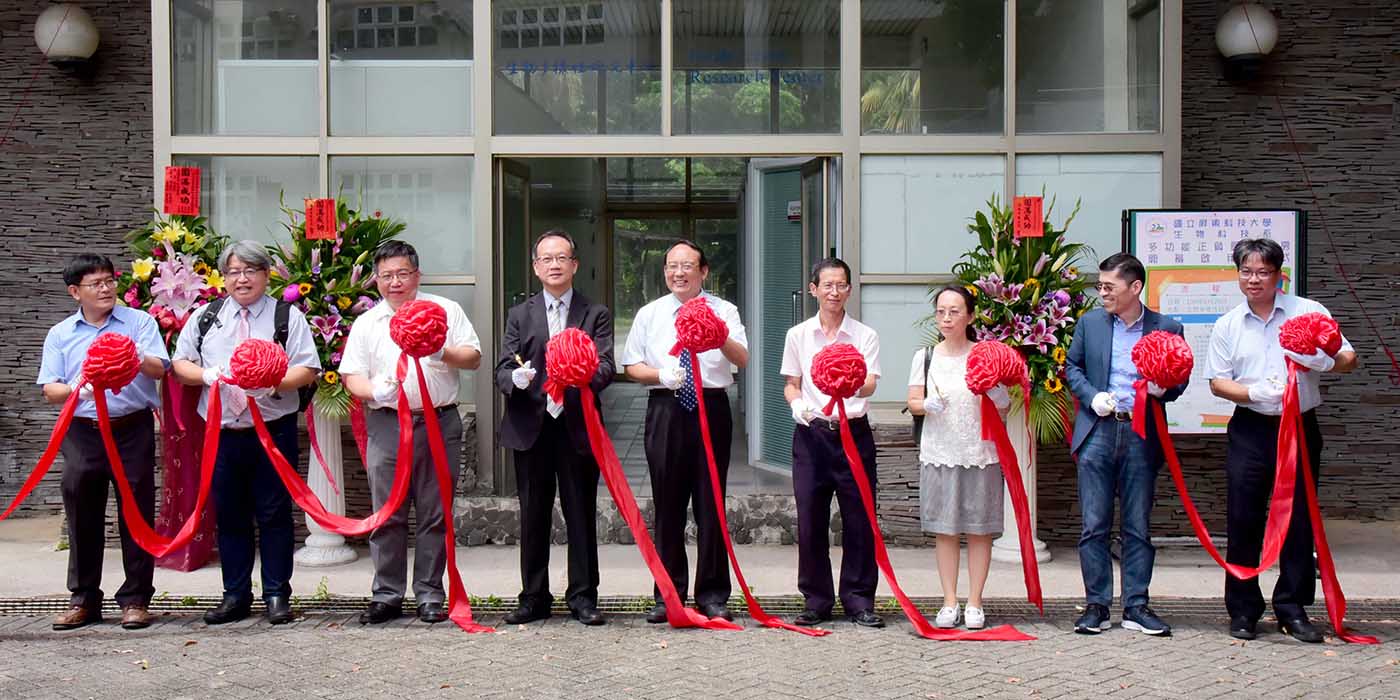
[
  {"left": 1108, "top": 310, "right": 1145, "bottom": 413},
  {"left": 37, "top": 305, "right": 170, "bottom": 419}
]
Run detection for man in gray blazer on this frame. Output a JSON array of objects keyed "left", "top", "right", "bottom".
[{"left": 1066, "top": 253, "right": 1186, "bottom": 637}]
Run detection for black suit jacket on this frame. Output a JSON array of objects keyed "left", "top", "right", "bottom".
[{"left": 495, "top": 290, "right": 614, "bottom": 453}]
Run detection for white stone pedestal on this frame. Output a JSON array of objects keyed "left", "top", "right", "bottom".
[
  {"left": 992, "top": 402, "right": 1052, "bottom": 564},
  {"left": 294, "top": 405, "right": 358, "bottom": 567}
]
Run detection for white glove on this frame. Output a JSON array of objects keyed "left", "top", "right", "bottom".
[
  {"left": 657, "top": 360, "right": 685, "bottom": 391},
  {"left": 1247, "top": 381, "right": 1285, "bottom": 409},
  {"left": 1147, "top": 381, "right": 1167, "bottom": 398},
  {"left": 201, "top": 366, "right": 226, "bottom": 387},
  {"left": 371, "top": 374, "right": 400, "bottom": 404},
  {"left": 921, "top": 393, "right": 946, "bottom": 415},
  {"left": 790, "top": 398, "right": 815, "bottom": 427},
  {"left": 69, "top": 376, "right": 94, "bottom": 402},
  {"left": 511, "top": 361, "right": 537, "bottom": 390},
  {"left": 987, "top": 385, "right": 1012, "bottom": 410},
  {"left": 1091, "top": 391, "right": 1117, "bottom": 417},
  {"left": 245, "top": 386, "right": 276, "bottom": 400},
  {"left": 1283, "top": 348, "right": 1335, "bottom": 373}
]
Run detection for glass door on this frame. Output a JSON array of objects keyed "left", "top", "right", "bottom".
[
  {"left": 609, "top": 216, "right": 685, "bottom": 362},
  {"left": 493, "top": 157, "right": 531, "bottom": 494},
  {"left": 799, "top": 158, "right": 832, "bottom": 318}
]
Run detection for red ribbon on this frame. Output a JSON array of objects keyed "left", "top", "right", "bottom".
[
  {"left": 349, "top": 398, "right": 370, "bottom": 470},
  {"left": 0, "top": 391, "right": 81, "bottom": 521},
  {"left": 685, "top": 351, "right": 829, "bottom": 636},
  {"left": 1131, "top": 378, "right": 1150, "bottom": 440},
  {"left": 304, "top": 402, "right": 341, "bottom": 496},
  {"left": 978, "top": 395, "right": 1045, "bottom": 614},
  {"left": 832, "top": 398, "right": 1035, "bottom": 641}
]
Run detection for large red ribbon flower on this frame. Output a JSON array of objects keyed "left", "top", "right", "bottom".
[
  {"left": 83, "top": 333, "right": 140, "bottom": 394},
  {"left": 1128, "top": 331, "right": 1193, "bottom": 439},
  {"left": 229, "top": 339, "right": 288, "bottom": 390},
  {"left": 1279, "top": 312, "right": 1342, "bottom": 358},
  {"left": 670, "top": 296, "right": 728, "bottom": 355},
  {"left": 543, "top": 328, "right": 598, "bottom": 405},
  {"left": 811, "top": 342, "right": 866, "bottom": 412},
  {"left": 390, "top": 299, "right": 448, "bottom": 357}
]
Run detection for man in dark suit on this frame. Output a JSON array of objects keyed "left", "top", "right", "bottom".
[
  {"left": 495, "top": 229, "right": 613, "bottom": 626},
  {"left": 1066, "top": 253, "right": 1186, "bottom": 637}
]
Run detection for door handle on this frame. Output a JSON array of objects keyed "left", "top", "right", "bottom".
[{"left": 791, "top": 290, "right": 802, "bottom": 326}]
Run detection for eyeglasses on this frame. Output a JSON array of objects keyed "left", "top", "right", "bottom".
[
  {"left": 816, "top": 283, "right": 851, "bottom": 294},
  {"left": 533, "top": 255, "right": 575, "bottom": 266},
  {"left": 1238, "top": 268, "right": 1278, "bottom": 280},
  {"left": 933, "top": 308, "right": 965, "bottom": 318},
  {"left": 77, "top": 278, "right": 117, "bottom": 290},
  {"left": 377, "top": 270, "right": 419, "bottom": 283},
  {"left": 664, "top": 262, "right": 700, "bottom": 273},
  {"left": 223, "top": 267, "right": 266, "bottom": 280}
]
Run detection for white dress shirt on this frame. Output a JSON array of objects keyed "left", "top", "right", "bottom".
[
  {"left": 1206, "top": 293, "right": 1353, "bottom": 416},
  {"left": 780, "top": 313, "right": 882, "bottom": 419},
  {"left": 620, "top": 291, "right": 748, "bottom": 390},
  {"left": 339, "top": 291, "right": 481, "bottom": 410}
]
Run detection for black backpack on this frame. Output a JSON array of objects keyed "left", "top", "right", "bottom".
[
  {"left": 195, "top": 297, "right": 316, "bottom": 411},
  {"left": 902, "top": 346, "right": 935, "bottom": 444}
]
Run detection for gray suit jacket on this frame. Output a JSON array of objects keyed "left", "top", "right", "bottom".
[{"left": 1065, "top": 307, "right": 1186, "bottom": 465}]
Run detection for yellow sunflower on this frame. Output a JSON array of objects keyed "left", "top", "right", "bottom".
[
  {"left": 965, "top": 284, "right": 978, "bottom": 297},
  {"left": 298, "top": 282, "right": 313, "bottom": 295},
  {"left": 1043, "top": 376, "right": 1063, "bottom": 393},
  {"left": 336, "top": 296, "right": 352, "bottom": 311},
  {"left": 1051, "top": 346, "right": 1067, "bottom": 364},
  {"left": 204, "top": 270, "right": 225, "bottom": 291},
  {"left": 323, "top": 371, "right": 340, "bottom": 385}
]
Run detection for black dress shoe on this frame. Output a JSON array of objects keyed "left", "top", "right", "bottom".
[
  {"left": 645, "top": 603, "right": 669, "bottom": 624},
  {"left": 1279, "top": 615, "right": 1324, "bottom": 643},
  {"left": 265, "top": 596, "right": 294, "bottom": 625},
  {"left": 570, "top": 605, "right": 607, "bottom": 626},
  {"left": 417, "top": 602, "right": 448, "bottom": 624},
  {"left": 502, "top": 606, "right": 551, "bottom": 625},
  {"left": 1229, "top": 616, "right": 1258, "bottom": 640},
  {"left": 698, "top": 602, "right": 735, "bottom": 621},
  {"left": 204, "top": 596, "right": 252, "bottom": 625},
  {"left": 848, "top": 609, "right": 886, "bottom": 628},
  {"left": 793, "top": 610, "right": 832, "bottom": 626},
  {"left": 358, "top": 601, "right": 402, "bottom": 625}
]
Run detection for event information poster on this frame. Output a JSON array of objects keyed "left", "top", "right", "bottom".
[{"left": 1125, "top": 210, "right": 1303, "bottom": 434}]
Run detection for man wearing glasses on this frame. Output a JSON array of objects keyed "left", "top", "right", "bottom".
[
  {"left": 173, "top": 241, "right": 321, "bottom": 625},
  {"left": 495, "top": 230, "right": 613, "bottom": 627},
  {"left": 780, "top": 258, "right": 885, "bottom": 628},
  {"left": 39, "top": 254, "right": 170, "bottom": 631},
  {"left": 341, "top": 240, "right": 481, "bottom": 625},
  {"left": 1206, "top": 238, "right": 1356, "bottom": 643},
  {"left": 621, "top": 240, "right": 748, "bottom": 623}
]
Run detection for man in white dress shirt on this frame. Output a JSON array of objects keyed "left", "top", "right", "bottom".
[
  {"left": 1207, "top": 238, "right": 1357, "bottom": 643},
  {"left": 341, "top": 241, "right": 482, "bottom": 625},
  {"left": 621, "top": 240, "right": 748, "bottom": 623},
  {"left": 780, "top": 258, "right": 884, "bottom": 628}
]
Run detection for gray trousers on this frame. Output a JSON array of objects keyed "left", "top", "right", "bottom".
[{"left": 365, "top": 405, "right": 463, "bottom": 606}]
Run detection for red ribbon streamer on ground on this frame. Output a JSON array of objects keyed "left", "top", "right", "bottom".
[
  {"left": 685, "top": 351, "right": 828, "bottom": 636},
  {"left": 0, "top": 391, "right": 81, "bottom": 521},
  {"left": 831, "top": 398, "right": 1035, "bottom": 641},
  {"left": 978, "top": 396, "right": 1044, "bottom": 614}
]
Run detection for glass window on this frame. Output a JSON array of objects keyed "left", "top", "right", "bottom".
[
  {"left": 1015, "top": 154, "right": 1162, "bottom": 260},
  {"left": 673, "top": 0, "right": 839, "bottom": 134},
  {"left": 1016, "top": 0, "right": 1161, "bottom": 133},
  {"left": 494, "top": 1, "right": 662, "bottom": 134},
  {"left": 172, "top": 0, "right": 318, "bottom": 136},
  {"left": 860, "top": 0, "right": 1004, "bottom": 135},
  {"left": 419, "top": 284, "right": 477, "bottom": 404},
  {"left": 329, "top": 1, "right": 474, "bottom": 136},
  {"left": 860, "top": 284, "right": 937, "bottom": 402},
  {"left": 172, "top": 156, "right": 319, "bottom": 243},
  {"left": 330, "top": 156, "right": 475, "bottom": 275},
  {"left": 611, "top": 217, "right": 684, "bottom": 359},
  {"left": 860, "top": 155, "right": 1006, "bottom": 274}
]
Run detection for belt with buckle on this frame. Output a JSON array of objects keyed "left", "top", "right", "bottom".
[
  {"left": 73, "top": 411, "right": 150, "bottom": 430},
  {"left": 810, "top": 415, "right": 869, "bottom": 432},
  {"left": 1111, "top": 410, "right": 1133, "bottom": 422}
]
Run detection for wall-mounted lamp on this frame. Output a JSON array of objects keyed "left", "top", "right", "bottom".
[
  {"left": 1215, "top": 2, "right": 1278, "bottom": 81},
  {"left": 34, "top": 4, "right": 100, "bottom": 67}
]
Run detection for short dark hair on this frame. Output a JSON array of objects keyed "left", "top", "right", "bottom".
[
  {"left": 664, "top": 239, "right": 708, "bottom": 269},
  {"left": 63, "top": 254, "right": 115, "bottom": 287},
  {"left": 931, "top": 285, "right": 977, "bottom": 342},
  {"left": 533, "top": 229, "right": 576, "bottom": 259},
  {"left": 374, "top": 240, "right": 419, "bottom": 270},
  {"left": 1232, "top": 238, "right": 1284, "bottom": 271},
  {"left": 808, "top": 257, "right": 851, "bottom": 287},
  {"left": 1099, "top": 253, "right": 1146, "bottom": 287}
]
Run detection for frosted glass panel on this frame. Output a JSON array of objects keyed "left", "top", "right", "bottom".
[
  {"left": 859, "top": 284, "right": 935, "bottom": 403},
  {"left": 1015, "top": 154, "right": 1162, "bottom": 262},
  {"left": 330, "top": 61, "right": 473, "bottom": 136},
  {"left": 172, "top": 156, "right": 319, "bottom": 244},
  {"left": 330, "top": 157, "right": 475, "bottom": 275},
  {"left": 421, "top": 284, "right": 477, "bottom": 406},
  {"left": 860, "top": 155, "right": 1005, "bottom": 274}
]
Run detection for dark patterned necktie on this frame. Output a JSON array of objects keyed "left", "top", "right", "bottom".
[{"left": 676, "top": 349, "right": 698, "bottom": 411}]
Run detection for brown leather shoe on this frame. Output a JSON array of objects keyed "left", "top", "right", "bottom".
[
  {"left": 52, "top": 605, "right": 102, "bottom": 631},
  {"left": 121, "top": 605, "right": 154, "bottom": 630}
]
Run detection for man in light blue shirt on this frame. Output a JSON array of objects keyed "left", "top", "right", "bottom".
[{"left": 37, "top": 254, "right": 169, "bottom": 631}]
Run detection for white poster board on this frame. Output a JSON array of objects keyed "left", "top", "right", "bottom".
[{"left": 1124, "top": 210, "right": 1306, "bottom": 434}]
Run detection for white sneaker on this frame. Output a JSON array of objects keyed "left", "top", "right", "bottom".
[
  {"left": 935, "top": 604, "right": 961, "bottom": 628},
  {"left": 964, "top": 606, "right": 986, "bottom": 630}
]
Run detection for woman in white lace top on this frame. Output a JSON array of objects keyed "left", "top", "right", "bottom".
[{"left": 907, "top": 286, "right": 1011, "bottom": 630}]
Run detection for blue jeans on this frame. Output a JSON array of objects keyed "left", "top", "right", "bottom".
[{"left": 1077, "top": 419, "right": 1158, "bottom": 609}]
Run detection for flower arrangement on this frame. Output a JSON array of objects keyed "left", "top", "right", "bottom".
[
  {"left": 116, "top": 214, "right": 230, "bottom": 352},
  {"left": 944, "top": 194, "right": 1097, "bottom": 444},
  {"left": 267, "top": 198, "right": 404, "bottom": 419}
]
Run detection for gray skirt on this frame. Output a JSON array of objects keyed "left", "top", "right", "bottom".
[{"left": 919, "top": 462, "right": 1004, "bottom": 536}]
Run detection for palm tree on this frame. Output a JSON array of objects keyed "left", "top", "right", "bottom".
[{"left": 860, "top": 70, "right": 922, "bottom": 134}]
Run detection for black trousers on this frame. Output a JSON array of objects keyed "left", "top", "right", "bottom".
[
  {"left": 58, "top": 411, "right": 156, "bottom": 609},
  {"left": 792, "top": 417, "right": 878, "bottom": 616},
  {"left": 212, "top": 413, "right": 297, "bottom": 602},
  {"left": 514, "top": 414, "right": 600, "bottom": 611},
  {"left": 1225, "top": 407, "right": 1322, "bottom": 622},
  {"left": 644, "top": 388, "right": 732, "bottom": 607}
]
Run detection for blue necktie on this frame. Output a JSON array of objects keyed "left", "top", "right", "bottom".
[{"left": 676, "top": 349, "right": 698, "bottom": 411}]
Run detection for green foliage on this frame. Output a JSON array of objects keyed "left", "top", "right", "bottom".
[{"left": 114, "top": 213, "right": 230, "bottom": 354}]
